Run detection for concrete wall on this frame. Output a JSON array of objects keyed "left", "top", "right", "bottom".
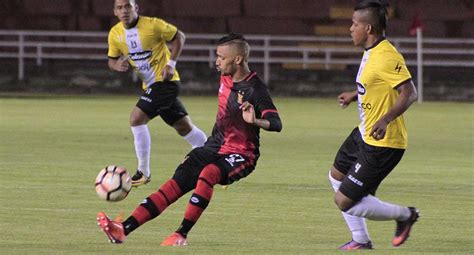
[{"left": 0, "top": 61, "right": 472, "bottom": 101}]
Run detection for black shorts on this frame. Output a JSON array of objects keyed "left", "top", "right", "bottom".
[
  {"left": 136, "top": 80, "right": 188, "bottom": 126},
  {"left": 172, "top": 147, "right": 257, "bottom": 193},
  {"left": 334, "top": 127, "right": 405, "bottom": 201}
]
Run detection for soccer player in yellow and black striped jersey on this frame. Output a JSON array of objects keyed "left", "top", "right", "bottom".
[
  {"left": 328, "top": 0, "right": 420, "bottom": 251},
  {"left": 108, "top": 0, "right": 206, "bottom": 187}
]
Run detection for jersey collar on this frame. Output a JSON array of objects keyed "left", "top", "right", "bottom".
[
  {"left": 124, "top": 16, "right": 140, "bottom": 30},
  {"left": 236, "top": 71, "right": 256, "bottom": 82},
  {"left": 365, "top": 37, "right": 386, "bottom": 51}
]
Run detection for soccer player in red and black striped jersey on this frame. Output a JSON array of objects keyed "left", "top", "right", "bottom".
[{"left": 96, "top": 33, "right": 282, "bottom": 246}]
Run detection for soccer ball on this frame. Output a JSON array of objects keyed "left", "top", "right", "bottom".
[{"left": 95, "top": 165, "right": 132, "bottom": 202}]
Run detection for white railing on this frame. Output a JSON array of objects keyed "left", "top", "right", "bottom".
[{"left": 1, "top": 30, "right": 474, "bottom": 101}]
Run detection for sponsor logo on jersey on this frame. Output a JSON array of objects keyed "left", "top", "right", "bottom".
[
  {"left": 357, "top": 82, "right": 366, "bottom": 95},
  {"left": 128, "top": 50, "right": 152, "bottom": 61},
  {"left": 395, "top": 62, "right": 402, "bottom": 74},
  {"left": 359, "top": 102, "right": 372, "bottom": 110},
  {"left": 134, "top": 59, "right": 159, "bottom": 72},
  {"left": 126, "top": 33, "right": 138, "bottom": 39},
  {"left": 237, "top": 90, "right": 245, "bottom": 104}
]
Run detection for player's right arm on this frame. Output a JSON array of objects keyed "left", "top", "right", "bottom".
[
  {"left": 107, "top": 28, "right": 130, "bottom": 72},
  {"left": 108, "top": 57, "right": 130, "bottom": 72},
  {"left": 338, "top": 90, "right": 358, "bottom": 108}
]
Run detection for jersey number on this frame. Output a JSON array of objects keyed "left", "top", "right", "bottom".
[{"left": 225, "top": 154, "right": 245, "bottom": 167}]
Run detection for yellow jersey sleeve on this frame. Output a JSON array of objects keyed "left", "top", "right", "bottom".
[
  {"left": 107, "top": 26, "right": 122, "bottom": 58},
  {"left": 152, "top": 18, "right": 178, "bottom": 42},
  {"left": 376, "top": 51, "right": 412, "bottom": 89}
]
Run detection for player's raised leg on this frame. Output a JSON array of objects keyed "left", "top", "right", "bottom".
[
  {"left": 329, "top": 170, "right": 372, "bottom": 250},
  {"left": 172, "top": 115, "right": 207, "bottom": 149},
  {"left": 96, "top": 179, "right": 184, "bottom": 243},
  {"left": 96, "top": 212, "right": 126, "bottom": 244},
  {"left": 338, "top": 193, "right": 420, "bottom": 247},
  {"left": 392, "top": 207, "right": 420, "bottom": 246},
  {"left": 161, "top": 164, "right": 221, "bottom": 246}
]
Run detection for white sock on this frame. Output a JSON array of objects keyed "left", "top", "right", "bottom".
[
  {"left": 131, "top": 125, "right": 151, "bottom": 177},
  {"left": 329, "top": 172, "right": 371, "bottom": 243},
  {"left": 183, "top": 125, "right": 207, "bottom": 148},
  {"left": 345, "top": 195, "right": 411, "bottom": 221}
]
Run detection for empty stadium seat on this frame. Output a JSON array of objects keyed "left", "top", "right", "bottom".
[
  {"left": 160, "top": 0, "right": 241, "bottom": 17},
  {"left": 395, "top": 0, "right": 474, "bottom": 21},
  {"left": 22, "top": 0, "right": 73, "bottom": 15},
  {"left": 18, "top": 15, "right": 71, "bottom": 30},
  {"left": 387, "top": 19, "right": 446, "bottom": 38},
  {"left": 461, "top": 21, "right": 474, "bottom": 37},
  {"left": 0, "top": 0, "right": 17, "bottom": 14},
  {"left": 78, "top": 16, "right": 104, "bottom": 31},
  {"left": 137, "top": 0, "right": 164, "bottom": 16},
  {"left": 329, "top": 6, "right": 354, "bottom": 20},
  {"left": 167, "top": 18, "right": 227, "bottom": 34},
  {"left": 228, "top": 17, "right": 313, "bottom": 35},
  {"left": 329, "top": 5, "right": 395, "bottom": 19},
  {"left": 314, "top": 24, "right": 348, "bottom": 36},
  {"left": 243, "top": 0, "right": 331, "bottom": 19},
  {"left": 92, "top": 0, "right": 115, "bottom": 16}
]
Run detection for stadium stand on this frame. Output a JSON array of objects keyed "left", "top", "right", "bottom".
[
  {"left": 387, "top": 19, "right": 447, "bottom": 38},
  {"left": 168, "top": 18, "right": 227, "bottom": 34},
  {"left": 228, "top": 17, "right": 313, "bottom": 35},
  {"left": 22, "top": 0, "right": 73, "bottom": 15},
  {"left": 395, "top": 0, "right": 474, "bottom": 21},
  {"left": 1, "top": 0, "right": 472, "bottom": 38},
  {"left": 243, "top": 0, "right": 331, "bottom": 19},
  {"left": 161, "top": 0, "right": 241, "bottom": 17}
]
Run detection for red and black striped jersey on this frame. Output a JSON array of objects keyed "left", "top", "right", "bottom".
[{"left": 204, "top": 71, "right": 281, "bottom": 159}]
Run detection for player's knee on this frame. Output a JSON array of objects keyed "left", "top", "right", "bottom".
[
  {"left": 172, "top": 170, "right": 197, "bottom": 194},
  {"left": 130, "top": 109, "right": 149, "bottom": 126},
  {"left": 334, "top": 192, "right": 354, "bottom": 211},
  {"left": 199, "top": 164, "right": 221, "bottom": 185},
  {"left": 173, "top": 117, "right": 193, "bottom": 136}
]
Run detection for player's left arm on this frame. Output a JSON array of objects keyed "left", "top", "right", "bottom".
[
  {"left": 240, "top": 88, "right": 282, "bottom": 132},
  {"left": 161, "top": 30, "right": 184, "bottom": 80},
  {"left": 168, "top": 30, "right": 185, "bottom": 62},
  {"left": 370, "top": 80, "right": 418, "bottom": 140}
]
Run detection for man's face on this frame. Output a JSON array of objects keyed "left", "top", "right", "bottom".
[
  {"left": 114, "top": 0, "right": 138, "bottom": 27},
  {"left": 350, "top": 10, "right": 369, "bottom": 47},
  {"left": 215, "top": 45, "right": 238, "bottom": 76}
]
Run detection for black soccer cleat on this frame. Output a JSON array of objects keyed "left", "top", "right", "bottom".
[
  {"left": 392, "top": 207, "right": 420, "bottom": 247},
  {"left": 131, "top": 170, "right": 151, "bottom": 187}
]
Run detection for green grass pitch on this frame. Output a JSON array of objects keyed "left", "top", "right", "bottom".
[{"left": 0, "top": 95, "right": 472, "bottom": 254}]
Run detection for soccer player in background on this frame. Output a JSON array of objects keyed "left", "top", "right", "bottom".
[
  {"left": 96, "top": 33, "right": 282, "bottom": 246},
  {"left": 327, "top": 0, "right": 420, "bottom": 250},
  {"left": 108, "top": 0, "right": 207, "bottom": 187}
]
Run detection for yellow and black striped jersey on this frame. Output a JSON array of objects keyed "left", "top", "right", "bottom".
[
  {"left": 108, "top": 16, "right": 180, "bottom": 89},
  {"left": 355, "top": 39, "right": 412, "bottom": 149}
]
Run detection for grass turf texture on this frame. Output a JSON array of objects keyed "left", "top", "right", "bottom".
[{"left": 0, "top": 95, "right": 472, "bottom": 254}]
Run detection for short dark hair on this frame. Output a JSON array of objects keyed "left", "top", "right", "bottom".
[
  {"left": 217, "top": 33, "right": 247, "bottom": 45},
  {"left": 217, "top": 33, "right": 250, "bottom": 61},
  {"left": 354, "top": 0, "right": 390, "bottom": 34}
]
